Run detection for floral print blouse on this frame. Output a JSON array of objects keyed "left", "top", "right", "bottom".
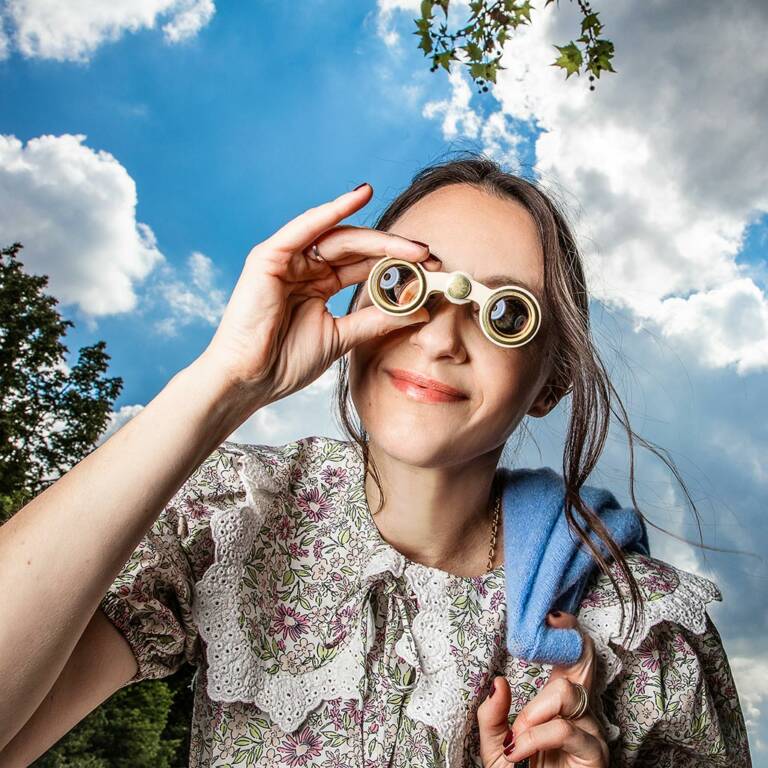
[{"left": 99, "top": 435, "right": 752, "bottom": 767}]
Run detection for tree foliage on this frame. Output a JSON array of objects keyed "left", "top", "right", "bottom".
[
  {"left": 0, "top": 242, "right": 195, "bottom": 765},
  {"left": 0, "top": 243, "right": 123, "bottom": 522},
  {"left": 414, "top": 0, "right": 615, "bottom": 94}
]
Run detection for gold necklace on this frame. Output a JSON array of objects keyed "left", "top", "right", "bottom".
[{"left": 486, "top": 485, "right": 501, "bottom": 572}]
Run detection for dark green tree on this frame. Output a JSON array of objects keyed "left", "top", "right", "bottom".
[
  {"left": 415, "top": 0, "right": 615, "bottom": 94},
  {"left": 0, "top": 243, "right": 195, "bottom": 767}
]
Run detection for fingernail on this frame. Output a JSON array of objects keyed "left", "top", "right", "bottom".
[
  {"left": 353, "top": 182, "right": 370, "bottom": 191},
  {"left": 408, "top": 239, "right": 430, "bottom": 250},
  {"left": 488, "top": 678, "right": 496, "bottom": 698},
  {"left": 503, "top": 730, "right": 515, "bottom": 752},
  {"left": 550, "top": 610, "right": 561, "bottom": 617}
]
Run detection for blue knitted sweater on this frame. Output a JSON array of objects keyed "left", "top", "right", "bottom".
[{"left": 499, "top": 466, "right": 650, "bottom": 666}]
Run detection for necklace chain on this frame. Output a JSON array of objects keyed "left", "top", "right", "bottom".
[{"left": 486, "top": 484, "right": 501, "bottom": 572}]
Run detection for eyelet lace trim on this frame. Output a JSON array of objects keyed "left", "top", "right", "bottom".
[
  {"left": 191, "top": 446, "right": 470, "bottom": 766},
  {"left": 397, "top": 564, "right": 469, "bottom": 768},
  {"left": 577, "top": 560, "right": 723, "bottom": 743}
]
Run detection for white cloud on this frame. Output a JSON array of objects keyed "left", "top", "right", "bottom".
[
  {"left": 374, "top": 0, "right": 420, "bottom": 49},
  {"left": 0, "top": 133, "right": 163, "bottom": 318},
  {"left": 228, "top": 364, "right": 344, "bottom": 446},
  {"left": 161, "top": 0, "right": 213, "bottom": 43},
  {"left": 378, "top": 0, "right": 768, "bottom": 375},
  {"left": 0, "top": 16, "right": 9, "bottom": 59},
  {"left": 423, "top": 66, "right": 524, "bottom": 170},
  {"left": 0, "top": 0, "right": 215, "bottom": 62},
  {"left": 0, "top": 133, "right": 228, "bottom": 336},
  {"left": 150, "top": 250, "right": 227, "bottom": 337},
  {"left": 731, "top": 653, "right": 768, "bottom": 753}
]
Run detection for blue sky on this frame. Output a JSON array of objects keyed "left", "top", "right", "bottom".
[{"left": 1, "top": 0, "right": 766, "bottom": 759}]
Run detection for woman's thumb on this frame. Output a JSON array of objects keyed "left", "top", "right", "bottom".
[
  {"left": 477, "top": 676, "right": 514, "bottom": 764},
  {"left": 334, "top": 304, "right": 429, "bottom": 357}
]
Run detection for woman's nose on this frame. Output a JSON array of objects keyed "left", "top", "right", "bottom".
[{"left": 410, "top": 295, "right": 469, "bottom": 357}]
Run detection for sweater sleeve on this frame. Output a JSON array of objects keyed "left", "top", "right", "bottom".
[
  {"left": 602, "top": 611, "right": 752, "bottom": 767},
  {"left": 99, "top": 443, "right": 248, "bottom": 683},
  {"left": 577, "top": 552, "right": 752, "bottom": 767}
]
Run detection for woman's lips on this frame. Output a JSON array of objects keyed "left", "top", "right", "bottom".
[{"left": 387, "top": 371, "right": 467, "bottom": 404}]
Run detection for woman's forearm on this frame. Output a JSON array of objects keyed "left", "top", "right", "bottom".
[{"left": 0, "top": 357, "right": 253, "bottom": 748}]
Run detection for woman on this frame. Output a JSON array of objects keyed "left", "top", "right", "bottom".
[{"left": 0, "top": 154, "right": 751, "bottom": 767}]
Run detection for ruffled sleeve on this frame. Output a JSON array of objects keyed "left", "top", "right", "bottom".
[
  {"left": 577, "top": 553, "right": 752, "bottom": 767},
  {"left": 98, "top": 442, "right": 252, "bottom": 683}
]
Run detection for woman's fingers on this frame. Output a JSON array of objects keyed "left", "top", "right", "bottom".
[
  {"left": 543, "top": 611, "right": 596, "bottom": 696},
  {"left": 513, "top": 676, "right": 593, "bottom": 732},
  {"left": 263, "top": 183, "right": 373, "bottom": 255},
  {"left": 504, "top": 717, "right": 606, "bottom": 765},
  {"left": 307, "top": 224, "right": 429, "bottom": 266},
  {"left": 476, "top": 675, "right": 519, "bottom": 767},
  {"left": 500, "top": 612, "right": 607, "bottom": 766},
  {"left": 333, "top": 304, "right": 430, "bottom": 358}
]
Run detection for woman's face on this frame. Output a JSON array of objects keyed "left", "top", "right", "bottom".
[{"left": 349, "top": 183, "right": 556, "bottom": 468}]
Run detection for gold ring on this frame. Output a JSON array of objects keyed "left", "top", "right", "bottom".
[{"left": 564, "top": 681, "right": 589, "bottom": 720}]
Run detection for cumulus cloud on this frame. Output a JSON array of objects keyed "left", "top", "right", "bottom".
[
  {"left": 731, "top": 653, "right": 768, "bottom": 753},
  {"left": 0, "top": 133, "right": 163, "bottom": 318},
  {"left": 227, "top": 364, "right": 343, "bottom": 446},
  {"left": 149, "top": 250, "right": 227, "bottom": 337},
  {"left": 422, "top": 65, "right": 524, "bottom": 170},
  {"left": 378, "top": 0, "right": 768, "bottom": 375},
  {"left": 0, "top": 0, "right": 215, "bottom": 61},
  {"left": 0, "top": 133, "right": 229, "bottom": 336}
]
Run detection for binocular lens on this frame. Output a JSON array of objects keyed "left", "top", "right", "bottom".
[
  {"left": 489, "top": 295, "right": 530, "bottom": 337},
  {"left": 378, "top": 264, "right": 422, "bottom": 309}
]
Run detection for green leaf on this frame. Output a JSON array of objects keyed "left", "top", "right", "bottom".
[
  {"left": 581, "top": 12, "right": 601, "bottom": 34},
  {"left": 518, "top": 1, "right": 533, "bottom": 22},
  {"left": 339, "top": 528, "right": 350, "bottom": 546},
  {"left": 551, "top": 42, "right": 582, "bottom": 78},
  {"left": 463, "top": 41, "right": 483, "bottom": 60},
  {"left": 469, "top": 62, "right": 486, "bottom": 78}
]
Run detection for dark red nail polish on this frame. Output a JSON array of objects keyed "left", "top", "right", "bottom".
[
  {"left": 550, "top": 610, "right": 561, "bottom": 617},
  {"left": 353, "top": 182, "right": 370, "bottom": 191},
  {"left": 488, "top": 678, "right": 496, "bottom": 698},
  {"left": 503, "top": 730, "right": 515, "bottom": 751}
]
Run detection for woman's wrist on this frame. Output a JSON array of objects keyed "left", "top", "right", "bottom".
[{"left": 180, "top": 355, "right": 268, "bottom": 445}]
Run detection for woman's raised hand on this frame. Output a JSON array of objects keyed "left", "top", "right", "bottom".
[
  {"left": 477, "top": 611, "right": 609, "bottom": 768},
  {"left": 196, "top": 183, "right": 432, "bottom": 410}
]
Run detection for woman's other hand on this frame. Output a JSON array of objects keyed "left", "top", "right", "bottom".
[
  {"left": 195, "top": 182, "right": 432, "bottom": 411},
  {"left": 477, "top": 611, "right": 609, "bottom": 768}
]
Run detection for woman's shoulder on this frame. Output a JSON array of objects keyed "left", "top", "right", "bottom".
[
  {"left": 217, "top": 434, "right": 356, "bottom": 494},
  {"left": 577, "top": 550, "right": 722, "bottom": 650},
  {"left": 574, "top": 553, "right": 753, "bottom": 764}
]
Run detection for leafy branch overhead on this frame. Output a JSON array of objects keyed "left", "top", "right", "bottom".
[{"left": 415, "top": 0, "right": 616, "bottom": 94}]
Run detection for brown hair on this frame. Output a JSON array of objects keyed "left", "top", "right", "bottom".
[{"left": 333, "top": 150, "right": 708, "bottom": 646}]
